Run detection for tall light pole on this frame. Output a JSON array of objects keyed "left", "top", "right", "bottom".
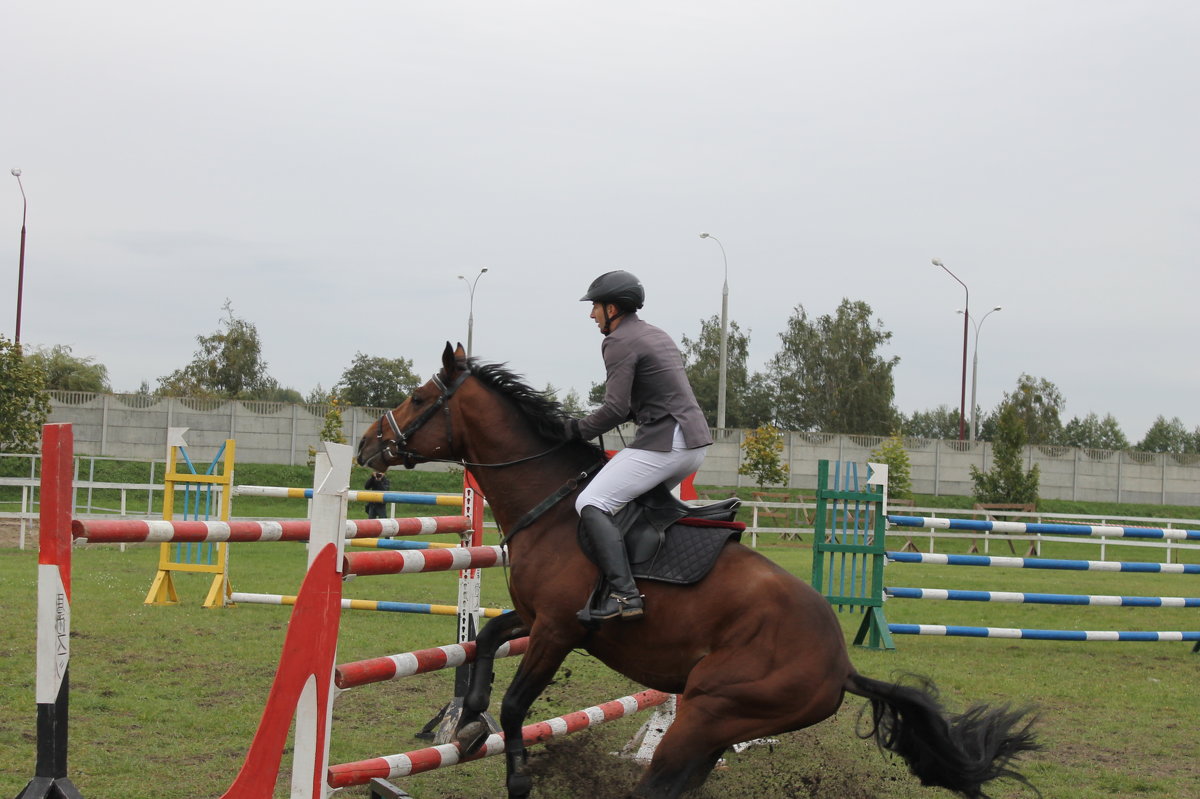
[
  {"left": 457, "top": 268, "right": 488, "bottom": 358},
  {"left": 12, "top": 168, "right": 27, "bottom": 345},
  {"left": 959, "top": 306, "right": 1002, "bottom": 441},
  {"left": 932, "top": 258, "right": 968, "bottom": 440},
  {"left": 699, "top": 232, "right": 729, "bottom": 429}
]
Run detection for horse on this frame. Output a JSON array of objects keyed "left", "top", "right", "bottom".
[{"left": 356, "top": 343, "right": 1039, "bottom": 799}]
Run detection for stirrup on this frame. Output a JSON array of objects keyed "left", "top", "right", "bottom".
[
  {"left": 618, "top": 594, "right": 645, "bottom": 619},
  {"left": 597, "top": 592, "right": 644, "bottom": 621}
]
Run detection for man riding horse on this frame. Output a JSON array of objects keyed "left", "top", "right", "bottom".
[
  {"left": 355, "top": 333, "right": 1041, "bottom": 799},
  {"left": 564, "top": 270, "right": 713, "bottom": 622}
]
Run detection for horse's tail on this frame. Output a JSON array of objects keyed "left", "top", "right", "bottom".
[{"left": 844, "top": 671, "right": 1041, "bottom": 799}]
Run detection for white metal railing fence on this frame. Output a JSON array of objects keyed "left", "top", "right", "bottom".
[
  {"left": 6, "top": 459, "right": 1200, "bottom": 564},
  {"left": 1, "top": 475, "right": 171, "bottom": 550}
]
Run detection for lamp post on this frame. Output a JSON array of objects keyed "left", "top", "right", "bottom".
[
  {"left": 457, "top": 268, "right": 488, "bottom": 358},
  {"left": 932, "top": 258, "right": 968, "bottom": 440},
  {"left": 12, "top": 168, "right": 26, "bottom": 345},
  {"left": 959, "top": 306, "right": 1002, "bottom": 441},
  {"left": 699, "top": 232, "right": 729, "bottom": 429}
]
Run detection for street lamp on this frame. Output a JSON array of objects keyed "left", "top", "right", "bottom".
[
  {"left": 457, "top": 268, "right": 488, "bottom": 358},
  {"left": 12, "top": 168, "right": 26, "bottom": 345},
  {"left": 699, "top": 232, "right": 729, "bottom": 429},
  {"left": 932, "top": 258, "right": 969, "bottom": 440},
  {"left": 958, "top": 306, "right": 1002, "bottom": 441}
]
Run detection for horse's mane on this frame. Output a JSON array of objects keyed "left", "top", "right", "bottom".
[{"left": 468, "top": 359, "right": 602, "bottom": 454}]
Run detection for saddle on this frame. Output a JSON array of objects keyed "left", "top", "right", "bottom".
[{"left": 577, "top": 485, "right": 744, "bottom": 622}]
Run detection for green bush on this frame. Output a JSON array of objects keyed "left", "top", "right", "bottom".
[
  {"left": 972, "top": 403, "right": 1039, "bottom": 505},
  {"left": 738, "top": 425, "right": 788, "bottom": 488},
  {"left": 869, "top": 433, "right": 913, "bottom": 500}
]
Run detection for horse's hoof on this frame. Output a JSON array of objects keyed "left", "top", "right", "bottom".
[
  {"left": 506, "top": 773, "right": 533, "bottom": 798},
  {"left": 456, "top": 720, "right": 490, "bottom": 755}
]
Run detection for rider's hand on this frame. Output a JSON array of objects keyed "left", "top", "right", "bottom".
[{"left": 562, "top": 418, "right": 582, "bottom": 440}]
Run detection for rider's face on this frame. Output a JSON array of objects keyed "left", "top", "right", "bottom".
[
  {"left": 589, "top": 302, "right": 604, "bottom": 330},
  {"left": 589, "top": 302, "right": 621, "bottom": 334}
]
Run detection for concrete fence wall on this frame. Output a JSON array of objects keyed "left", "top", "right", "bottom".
[{"left": 47, "top": 392, "right": 1200, "bottom": 504}]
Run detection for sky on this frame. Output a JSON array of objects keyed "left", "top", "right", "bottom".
[{"left": 4, "top": 2, "right": 1198, "bottom": 441}]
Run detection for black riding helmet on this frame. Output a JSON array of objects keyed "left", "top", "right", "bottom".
[{"left": 580, "top": 270, "right": 645, "bottom": 311}]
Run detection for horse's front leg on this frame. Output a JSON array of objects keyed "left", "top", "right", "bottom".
[
  {"left": 499, "top": 638, "right": 571, "bottom": 799},
  {"left": 455, "top": 611, "right": 529, "bottom": 755}
]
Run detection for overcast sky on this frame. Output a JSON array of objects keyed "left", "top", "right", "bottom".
[{"left": 5, "top": 2, "right": 1197, "bottom": 440}]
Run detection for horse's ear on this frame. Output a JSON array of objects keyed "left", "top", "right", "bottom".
[
  {"left": 442, "top": 342, "right": 458, "bottom": 375},
  {"left": 454, "top": 342, "right": 467, "bottom": 362}
]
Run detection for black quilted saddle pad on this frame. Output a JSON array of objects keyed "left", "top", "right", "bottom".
[{"left": 628, "top": 518, "right": 744, "bottom": 585}]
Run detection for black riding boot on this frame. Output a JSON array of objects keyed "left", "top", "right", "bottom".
[{"left": 578, "top": 506, "right": 644, "bottom": 621}]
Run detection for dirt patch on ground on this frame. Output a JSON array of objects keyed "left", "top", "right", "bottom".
[
  {"left": 523, "top": 728, "right": 891, "bottom": 799},
  {"left": 0, "top": 519, "right": 33, "bottom": 548}
]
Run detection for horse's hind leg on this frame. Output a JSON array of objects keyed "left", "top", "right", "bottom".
[
  {"left": 630, "top": 680, "right": 840, "bottom": 799},
  {"left": 455, "top": 611, "right": 528, "bottom": 754},
  {"left": 630, "top": 744, "right": 725, "bottom": 799},
  {"left": 626, "top": 696, "right": 738, "bottom": 799}
]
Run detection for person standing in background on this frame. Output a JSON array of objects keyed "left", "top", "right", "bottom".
[{"left": 364, "top": 470, "right": 391, "bottom": 519}]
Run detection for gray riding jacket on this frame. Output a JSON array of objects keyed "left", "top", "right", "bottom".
[{"left": 576, "top": 313, "right": 714, "bottom": 452}]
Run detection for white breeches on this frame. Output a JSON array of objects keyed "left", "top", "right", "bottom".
[{"left": 575, "top": 426, "right": 708, "bottom": 515}]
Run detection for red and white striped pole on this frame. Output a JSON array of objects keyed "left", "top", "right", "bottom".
[{"left": 16, "top": 424, "right": 85, "bottom": 799}]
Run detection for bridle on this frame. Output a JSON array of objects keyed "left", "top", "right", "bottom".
[
  {"left": 368, "top": 369, "right": 471, "bottom": 468},
  {"left": 366, "top": 366, "right": 572, "bottom": 470}
]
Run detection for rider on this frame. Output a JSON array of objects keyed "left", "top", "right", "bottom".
[{"left": 564, "top": 270, "right": 713, "bottom": 621}]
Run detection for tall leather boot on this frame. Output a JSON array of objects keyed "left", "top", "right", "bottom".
[{"left": 578, "top": 505, "right": 644, "bottom": 621}]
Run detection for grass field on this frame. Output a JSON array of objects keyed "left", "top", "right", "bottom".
[{"left": 2, "top": 522, "right": 1198, "bottom": 799}]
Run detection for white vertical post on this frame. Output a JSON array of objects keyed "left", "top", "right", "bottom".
[
  {"left": 866, "top": 462, "right": 888, "bottom": 549},
  {"left": 457, "top": 484, "right": 483, "bottom": 642},
  {"left": 291, "top": 442, "right": 351, "bottom": 799}
]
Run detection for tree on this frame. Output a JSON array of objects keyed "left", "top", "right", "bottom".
[
  {"left": 902, "top": 405, "right": 960, "bottom": 439},
  {"left": 26, "top": 345, "right": 111, "bottom": 392},
  {"left": 0, "top": 337, "right": 51, "bottom": 453},
  {"left": 971, "top": 403, "right": 1039, "bottom": 504},
  {"left": 334, "top": 352, "right": 421, "bottom": 408},
  {"left": 870, "top": 434, "right": 913, "bottom": 500},
  {"left": 588, "top": 381, "right": 606, "bottom": 409},
  {"left": 681, "top": 316, "right": 773, "bottom": 429},
  {"left": 1061, "top": 413, "right": 1129, "bottom": 450},
  {"left": 253, "top": 385, "right": 304, "bottom": 403},
  {"left": 990, "top": 374, "right": 1064, "bottom": 445},
  {"left": 560, "top": 388, "right": 586, "bottom": 417},
  {"left": 157, "top": 300, "right": 276, "bottom": 398},
  {"left": 545, "top": 384, "right": 586, "bottom": 417},
  {"left": 1136, "top": 416, "right": 1195, "bottom": 453},
  {"left": 306, "top": 384, "right": 332, "bottom": 404},
  {"left": 307, "top": 397, "right": 347, "bottom": 467},
  {"left": 738, "top": 425, "right": 788, "bottom": 488},
  {"left": 741, "top": 372, "right": 778, "bottom": 429},
  {"left": 768, "top": 299, "right": 899, "bottom": 434}
]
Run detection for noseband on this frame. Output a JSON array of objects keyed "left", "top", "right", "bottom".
[{"left": 375, "top": 369, "right": 471, "bottom": 465}]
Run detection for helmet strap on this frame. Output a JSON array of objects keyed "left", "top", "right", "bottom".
[{"left": 601, "top": 304, "right": 626, "bottom": 335}]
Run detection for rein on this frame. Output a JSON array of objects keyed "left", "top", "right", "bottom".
[{"left": 499, "top": 459, "right": 605, "bottom": 546}]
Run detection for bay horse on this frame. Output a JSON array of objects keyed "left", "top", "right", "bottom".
[{"left": 357, "top": 343, "right": 1039, "bottom": 799}]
